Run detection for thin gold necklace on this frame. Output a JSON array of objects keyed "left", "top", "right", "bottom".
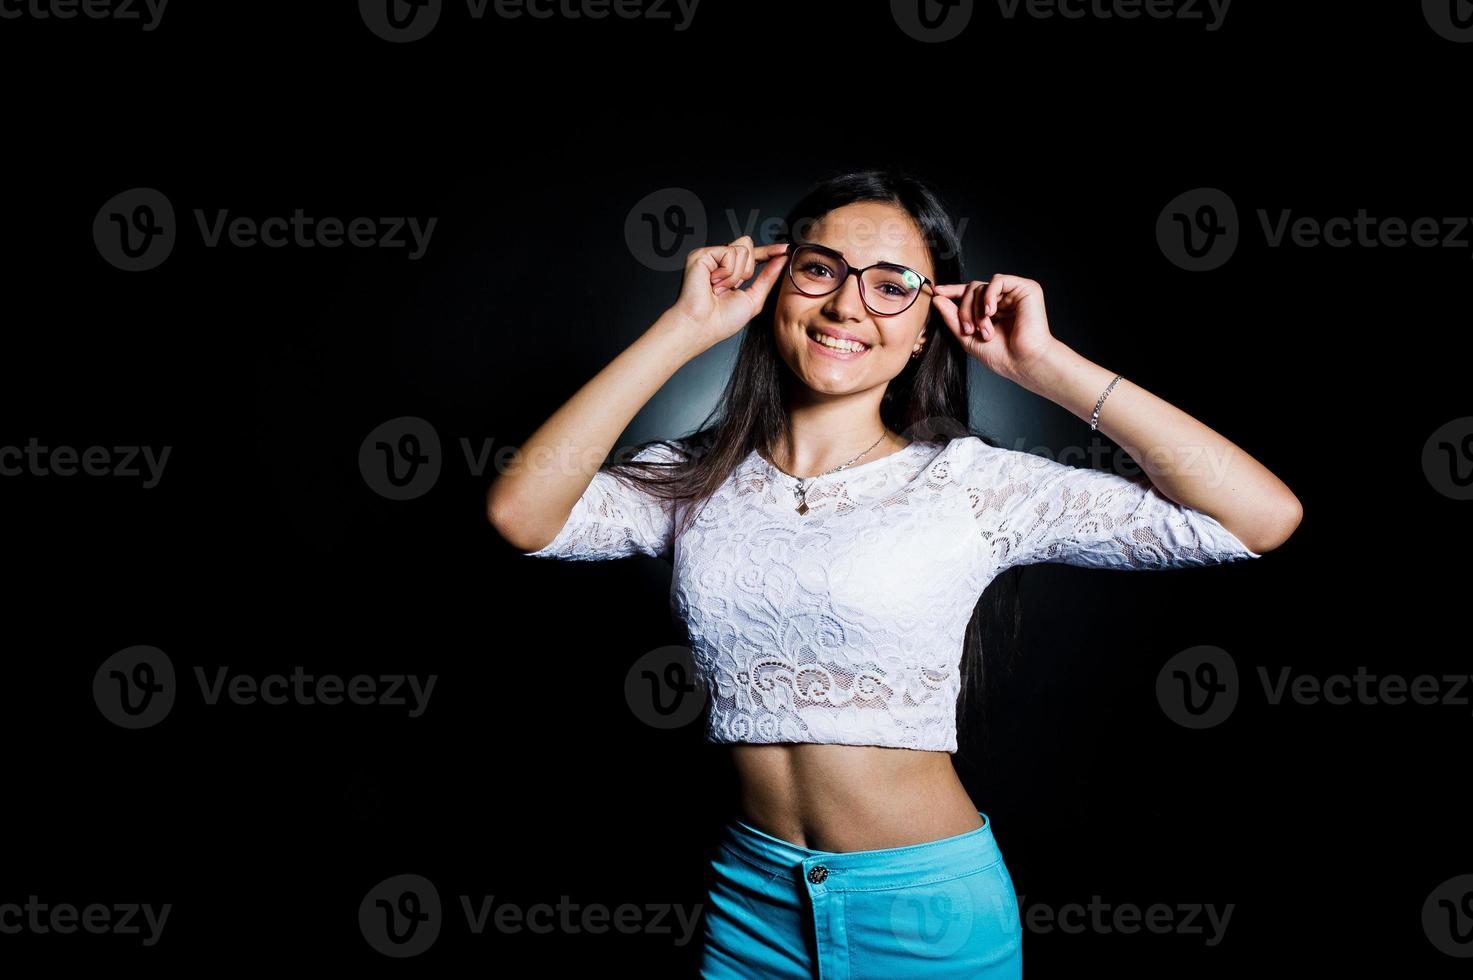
[{"left": 767, "top": 431, "right": 889, "bottom": 515}]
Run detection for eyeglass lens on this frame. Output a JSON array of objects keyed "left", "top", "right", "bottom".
[{"left": 788, "top": 244, "right": 924, "bottom": 315}]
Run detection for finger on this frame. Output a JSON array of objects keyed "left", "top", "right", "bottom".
[
  {"left": 937, "top": 293, "right": 987, "bottom": 351},
  {"left": 736, "top": 244, "right": 753, "bottom": 284},
  {"left": 731, "top": 242, "right": 756, "bottom": 284},
  {"left": 714, "top": 246, "right": 739, "bottom": 288},
  {"left": 961, "top": 282, "right": 985, "bottom": 336},
  {"left": 742, "top": 246, "right": 790, "bottom": 308},
  {"left": 711, "top": 248, "right": 739, "bottom": 294},
  {"left": 932, "top": 279, "right": 989, "bottom": 300},
  {"left": 695, "top": 247, "right": 728, "bottom": 293},
  {"left": 982, "top": 276, "right": 1006, "bottom": 317},
  {"left": 975, "top": 284, "right": 993, "bottom": 338},
  {"left": 931, "top": 292, "right": 962, "bottom": 338},
  {"left": 970, "top": 283, "right": 993, "bottom": 340},
  {"left": 732, "top": 242, "right": 790, "bottom": 295}
]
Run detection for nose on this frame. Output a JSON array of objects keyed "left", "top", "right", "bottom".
[{"left": 821, "top": 271, "right": 868, "bottom": 322}]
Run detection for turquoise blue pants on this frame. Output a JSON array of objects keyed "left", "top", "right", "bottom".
[{"left": 699, "top": 810, "right": 1023, "bottom": 977}]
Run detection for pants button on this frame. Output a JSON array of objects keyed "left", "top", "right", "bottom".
[{"left": 807, "top": 865, "right": 829, "bottom": 884}]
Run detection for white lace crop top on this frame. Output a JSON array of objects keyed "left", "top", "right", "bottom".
[{"left": 520, "top": 435, "right": 1261, "bottom": 753}]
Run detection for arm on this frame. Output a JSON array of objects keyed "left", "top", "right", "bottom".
[
  {"left": 1012, "top": 342, "right": 1302, "bottom": 556},
  {"left": 964, "top": 436, "right": 1267, "bottom": 572},
  {"left": 486, "top": 309, "right": 705, "bottom": 554}
]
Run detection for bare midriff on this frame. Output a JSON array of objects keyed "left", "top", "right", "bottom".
[{"left": 729, "top": 742, "right": 985, "bottom": 853}]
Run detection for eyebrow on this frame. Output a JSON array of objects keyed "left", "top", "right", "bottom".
[{"left": 815, "top": 243, "right": 920, "bottom": 270}]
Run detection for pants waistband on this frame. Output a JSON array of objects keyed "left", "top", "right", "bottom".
[{"left": 719, "top": 810, "right": 1001, "bottom": 892}]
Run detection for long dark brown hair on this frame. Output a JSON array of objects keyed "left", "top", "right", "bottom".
[{"left": 604, "top": 167, "right": 1024, "bottom": 760}]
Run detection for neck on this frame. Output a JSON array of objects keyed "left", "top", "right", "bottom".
[{"left": 773, "top": 397, "right": 903, "bottom": 478}]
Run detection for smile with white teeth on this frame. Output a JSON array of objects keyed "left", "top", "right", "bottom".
[{"left": 808, "top": 328, "right": 870, "bottom": 352}]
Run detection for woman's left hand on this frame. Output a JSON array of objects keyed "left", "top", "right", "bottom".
[{"left": 931, "top": 274, "right": 1059, "bottom": 385}]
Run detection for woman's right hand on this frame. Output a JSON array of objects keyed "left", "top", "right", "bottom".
[{"left": 667, "top": 236, "right": 790, "bottom": 348}]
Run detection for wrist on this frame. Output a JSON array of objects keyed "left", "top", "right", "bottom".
[
  {"left": 648, "top": 308, "right": 713, "bottom": 362},
  {"left": 1011, "top": 341, "right": 1126, "bottom": 428},
  {"left": 1009, "top": 340, "right": 1077, "bottom": 396}
]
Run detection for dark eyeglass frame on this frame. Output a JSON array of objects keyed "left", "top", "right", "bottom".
[{"left": 784, "top": 240, "right": 936, "bottom": 317}]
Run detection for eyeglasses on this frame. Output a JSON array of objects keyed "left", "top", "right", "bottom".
[{"left": 784, "top": 241, "right": 935, "bottom": 317}]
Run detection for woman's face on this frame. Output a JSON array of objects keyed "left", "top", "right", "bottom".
[{"left": 773, "top": 201, "right": 935, "bottom": 397}]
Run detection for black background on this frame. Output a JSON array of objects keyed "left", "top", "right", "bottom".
[{"left": 2, "top": 1, "right": 1468, "bottom": 974}]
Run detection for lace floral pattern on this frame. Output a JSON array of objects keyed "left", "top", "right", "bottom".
[
  {"left": 520, "top": 441, "right": 684, "bottom": 562},
  {"left": 964, "top": 439, "right": 1264, "bottom": 572},
  {"left": 523, "top": 435, "right": 1261, "bottom": 752}
]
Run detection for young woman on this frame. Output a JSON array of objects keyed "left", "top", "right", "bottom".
[{"left": 487, "top": 169, "right": 1301, "bottom": 977}]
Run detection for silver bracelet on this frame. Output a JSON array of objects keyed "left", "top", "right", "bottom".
[{"left": 1090, "top": 374, "right": 1123, "bottom": 431}]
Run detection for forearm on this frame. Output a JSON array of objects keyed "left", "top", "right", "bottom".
[
  {"left": 1012, "top": 342, "right": 1303, "bottom": 553},
  {"left": 487, "top": 309, "right": 707, "bottom": 551}
]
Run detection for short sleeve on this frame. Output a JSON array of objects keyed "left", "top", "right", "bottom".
[
  {"left": 519, "top": 439, "right": 687, "bottom": 562},
  {"left": 959, "top": 437, "right": 1262, "bottom": 572}
]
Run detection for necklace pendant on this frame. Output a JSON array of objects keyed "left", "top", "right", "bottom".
[{"left": 796, "top": 499, "right": 809, "bottom": 515}]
